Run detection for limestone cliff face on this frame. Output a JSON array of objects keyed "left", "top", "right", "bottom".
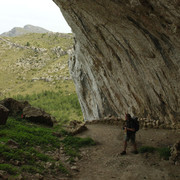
[{"left": 53, "top": 0, "right": 180, "bottom": 124}]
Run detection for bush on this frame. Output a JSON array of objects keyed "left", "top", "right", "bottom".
[{"left": 26, "top": 42, "right": 30, "bottom": 46}]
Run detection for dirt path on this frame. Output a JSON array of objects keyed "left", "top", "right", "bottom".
[{"left": 72, "top": 124, "right": 180, "bottom": 180}]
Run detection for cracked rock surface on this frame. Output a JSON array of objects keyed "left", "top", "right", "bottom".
[{"left": 54, "top": 0, "right": 180, "bottom": 124}]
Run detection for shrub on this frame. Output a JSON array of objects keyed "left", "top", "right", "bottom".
[{"left": 26, "top": 42, "right": 30, "bottom": 46}]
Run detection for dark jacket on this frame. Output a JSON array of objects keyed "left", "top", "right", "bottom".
[{"left": 125, "top": 118, "right": 136, "bottom": 135}]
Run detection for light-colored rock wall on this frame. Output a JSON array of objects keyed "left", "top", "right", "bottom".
[{"left": 53, "top": 0, "right": 180, "bottom": 124}]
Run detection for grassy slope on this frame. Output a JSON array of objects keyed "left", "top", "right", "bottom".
[
  {"left": 0, "top": 32, "right": 84, "bottom": 122},
  {"left": 0, "top": 32, "right": 92, "bottom": 178},
  {"left": 0, "top": 117, "right": 95, "bottom": 178},
  {"left": 10, "top": 33, "right": 73, "bottom": 50},
  {"left": 0, "top": 33, "right": 74, "bottom": 97},
  {"left": 13, "top": 90, "right": 83, "bottom": 122}
]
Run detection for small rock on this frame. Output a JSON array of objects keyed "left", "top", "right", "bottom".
[
  {"left": 71, "top": 166, "right": 79, "bottom": 171},
  {"left": 0, "top": 170, "right": 8, "bottom": 180},
  {"left": 16, "top": 174, "right": 23, "bottom": 180},
  {"left": 170, "top": 141, "right": 180, "bottom": 165},
  {"left": 6, "top": 139, "right": 19, "bottom": 148},
  {"left": 35, "top": 173, "right": 44, "bottom": 180},
  {"left": 14, "top": 160, "right": 21, "bottom": 166}
]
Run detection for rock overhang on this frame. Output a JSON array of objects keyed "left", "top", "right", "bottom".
[{"left": 53, "top": 0, "right": 180, "bottom": 125}]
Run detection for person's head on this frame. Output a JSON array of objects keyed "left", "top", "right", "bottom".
[{"left": 125, "top": 113, "right": 131, "bottom": 121}]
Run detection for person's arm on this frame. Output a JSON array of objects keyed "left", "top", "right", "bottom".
[{"left": 126, "top": 127, "right": 135, "bottom": 132}]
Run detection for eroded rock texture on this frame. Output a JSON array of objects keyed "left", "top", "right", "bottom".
[{"left": 53, "top": 0, "right": 180, "bottom": 124}]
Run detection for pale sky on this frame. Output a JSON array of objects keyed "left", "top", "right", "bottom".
[{"left": 0, "top": 0, "right": 71, "bottom": 34}]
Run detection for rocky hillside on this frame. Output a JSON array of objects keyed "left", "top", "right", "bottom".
[
  {"left": 1, "top": 25, "right": 50, "bottom": 37},
  {"left": 54, "top": 0, "right": 180, "bottom": 126},
  {"left": 0, "top": 32, "right": 75, "bottom": 97}
]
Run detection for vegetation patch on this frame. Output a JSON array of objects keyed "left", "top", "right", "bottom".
[
  {"left": 62, "top": 136, "right": 95, "bottom": 161},
  {"left": 58, "top": 163, "right": 69, "bottom": 174},
  {"left": 139, "top": 146, "right": 171, "bottom": 160},
  {"left": 12, "top": 90, "right": 83, "bottom": 122},
  {"left": 0, "top": 32, "right": 74, "bottom": 98},
  {"left": 0, "top": 116, "right": 95, "bottom": 177},
  {"left": 157, "top": 147, "right": 171, "bottom": 160},
  {"left": 0, "top": 164, "right": 19, "bottom": 175},
  {"left": 138, "top": 146, "right": 156, "bottom": 153}
]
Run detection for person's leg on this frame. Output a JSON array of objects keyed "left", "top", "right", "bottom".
[
  {"left": 121, "top": 135, "right": 129, "bottom": 155},
  {"left": 133, "top": 142, "right": 137, "bottom": 151},
  {"left": 131, "top": 134, "right": 138, "bottom": 154},
  {"left": 123, "top": 141, "right": 127, "bottom": 151}
]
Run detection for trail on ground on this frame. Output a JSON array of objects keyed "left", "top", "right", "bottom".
[{"left": 73, "top": 124, "right": 180, "bottom": 180}]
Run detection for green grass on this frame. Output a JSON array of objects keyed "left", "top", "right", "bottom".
[
  {"left": 0, "top": 32, "right": 74, "bottom": 98},
  {"left": 62, "top": 136, "right": 96, "bottom": 161},
  {"left": 139, "top": 146, "right": 156, "bottom": 153},
  {"left": 0, "top": 164, "right": 19, "bottom": 175},
  {"left": 0, "top": 116, "right": 95, "bottom": 176},
  {"left": 9, "top": 33, "right": 73, "bottom": 50},
  {"left": 21, "top": 165, "right": 44, "bottom": 174},
  {"left": 0, "top": 117, "right": 61, "bottom": 149},
  {"left": 0, "top": 32, "right": 95, "bottom": 177},
  {"left": 0, "top": 164, "right": 18, "bottom": 175},
  {"left": 12, "top": 90, "right": 83, "bottom": 122},
  {"left": 58, "top": 163, "right": 69, "bottom": 174},
  {"left": 62, "top": 136, "right": 96, "bottom": 149},
  {"left": 139, "top": 146, "right": 171, "bottom": 160},
  {"left": 0, "top": 117, "right": 61, "bottom": 175},
  {"left": 157, "top": 147, "right": 171, "bottom": 160}
]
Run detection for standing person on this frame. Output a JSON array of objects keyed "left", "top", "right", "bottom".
[{"left": 121, "top": 114, "right": 138, "bottom": 155}]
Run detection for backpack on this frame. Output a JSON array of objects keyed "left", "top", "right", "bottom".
[{"left": 132, "top": 117, "right": 139, "bottom": 132}]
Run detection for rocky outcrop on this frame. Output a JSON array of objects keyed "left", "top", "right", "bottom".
[
  {"left": 0, "top": 98, "right": 30, "bottom": 115},
  {"left": 0, "top": 105, "right": 9, "bottom": 125},
  {"left": 23, "top": 106, "right": 55, "bottom": 127},
  {"left": 170, "top": 141, "right": 180, "bottom": 165},
  {"left": 0, "top": 98, "right": 56, "bottom": 127},
  {"left": 66, "top": 120, "right": 87, "bottom": 135},
  {"left": 53, "top": 0, "right": 180, "bottom": 125}
]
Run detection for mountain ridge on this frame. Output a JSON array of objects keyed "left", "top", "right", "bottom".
[{"left": 1, "top": 24, "right": 51, "bottom": 37}]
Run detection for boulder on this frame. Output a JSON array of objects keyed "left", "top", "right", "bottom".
[
  {"left": 23, "top": 106, "right": 55, "bottom": 127},
  {"left": 170, "top": 141, "right": 180, "bottom": 165},
  {"left": 0, "top": 98, "right": 30, "bottom": 115},
  {"left": 0, "top": 105, "right": 9, "bottom": 125},
  {"left": 66, "top": 120, "right": 87, "bottom": 135}
]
